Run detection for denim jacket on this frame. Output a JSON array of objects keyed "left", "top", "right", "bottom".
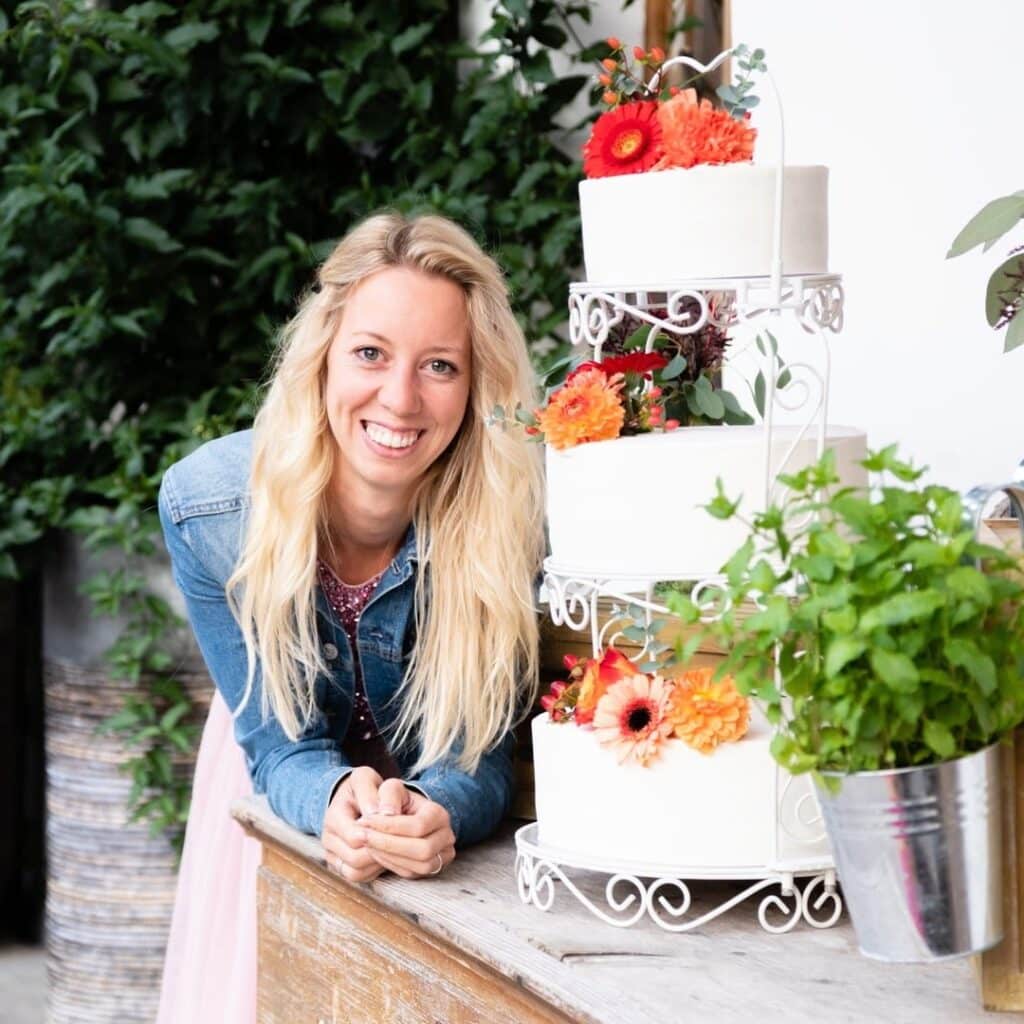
[{"left": 157, "top": 428, "right": 515, "bottom": 846}]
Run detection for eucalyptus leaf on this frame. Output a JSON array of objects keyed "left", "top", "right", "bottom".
[
  {"left": 660, "top": 353, "right": 687, "bottom": 379},
  {"left": 753, "top": 370, "right": 766, "bottom": 417},
  {"left": 947, "top": 191, "right": 1024, "bottom": 258},
  {"left": 985, "top": 253, "right": 1024, "bottom": 327}
]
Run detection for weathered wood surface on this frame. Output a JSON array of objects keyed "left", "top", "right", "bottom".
[
  {"left": 257, "top": 842, "right": 572, "bottom": 1024},
  {"left": 234, "top": 795, "right": 997, "bottom": 1024}
]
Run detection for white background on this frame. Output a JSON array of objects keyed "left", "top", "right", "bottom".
[{"left": 731, "top": 0, "right": 1024, "bottom": 491}]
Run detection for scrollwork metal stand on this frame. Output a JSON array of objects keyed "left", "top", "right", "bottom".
[{"left": 515, "top": 824, "right": 842, "bottom": 934}]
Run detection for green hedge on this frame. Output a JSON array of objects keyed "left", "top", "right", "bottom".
[{"left": 0, "top": 0, "right": 601, "bottom": 839}]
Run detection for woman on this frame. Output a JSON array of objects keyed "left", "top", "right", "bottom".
[{"left": 155, "top": 213, "right": 544, "bottom": 1021}]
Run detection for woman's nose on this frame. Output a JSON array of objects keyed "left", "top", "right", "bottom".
[{"left": 378, "top": 365, "right": 422, "bottom": 417}]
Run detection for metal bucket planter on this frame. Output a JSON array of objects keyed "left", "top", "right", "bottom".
[{"left": 814, "top": 743, "right": 1002, "bottom": 963}]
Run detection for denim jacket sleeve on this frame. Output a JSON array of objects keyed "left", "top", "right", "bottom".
[
  {"left": 158, "top": 470, "right": 352, "bottom": 836},
  {"left": 406, "top": 730, "right": 516, "bottom": 848}
]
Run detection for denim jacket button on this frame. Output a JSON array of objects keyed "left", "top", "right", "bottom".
[{"left": 323, "top": 642, "right": 338, "bottom": 660}]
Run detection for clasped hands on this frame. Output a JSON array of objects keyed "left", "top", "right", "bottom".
[{"left": 321, "top": 765, "right": 456, "bottom": 883}]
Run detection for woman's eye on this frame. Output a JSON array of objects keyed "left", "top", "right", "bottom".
[
  {"left": 355, "top": 346, "right": 381, "bottom": 362},
  {"left": 429, "top": 359, "right": 456, "bottom": 375}
]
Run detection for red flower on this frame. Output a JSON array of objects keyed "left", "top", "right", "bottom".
[
  {"left": 583, "top": 101, "right": 664, "bottom": 179},
  {"left": 568, "top": 351, "right": 668, "bottom": 381}
]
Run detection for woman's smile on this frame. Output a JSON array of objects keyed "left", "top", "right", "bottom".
[{"left": 361, "top": 420, "right": 425, "bottom": 456}]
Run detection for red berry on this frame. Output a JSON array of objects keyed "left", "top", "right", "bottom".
[
  {"left": 665, "top": 418, "right": 680, "bottom": 430},
  {"left": 633, "top": 45, "right": 646, "bottom": 60},
  {"left": 606, "top": 36, "right": 621, "bottom": 49}
]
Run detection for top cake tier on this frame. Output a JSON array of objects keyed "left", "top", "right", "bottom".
[{"left": 579, "top": 164, "right": 828, "bottom": 284}]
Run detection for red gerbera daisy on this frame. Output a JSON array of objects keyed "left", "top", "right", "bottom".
[
  {"left": 583, "top": 101, "right": 663, "bottom": 179},
  {"left": 568, "top": 351, "right": 669, "bottom": 382}
]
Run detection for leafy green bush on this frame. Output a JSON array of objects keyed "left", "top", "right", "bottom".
[{"left": 0, "top": 0, "right": 600, "bottom": 840}]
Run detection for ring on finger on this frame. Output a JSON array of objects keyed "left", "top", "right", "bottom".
[{"left": 430, "top": 851, "right": 443, "bottom": 876}]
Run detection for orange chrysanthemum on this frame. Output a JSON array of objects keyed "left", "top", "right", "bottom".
[
  {"left": 666, "top": 667, "right": 750, "bottom": 753},
  {"left": 593, "top": 674, "right": 674, "bottom": 765},
  {"left": 655, "top": 89, "right": 756, "bottom": 170},
  {"left": 535, "top": 368, "right": 625, "bottom": 450},
  {"left": 583, "top": 101, "right": 664, "bottom": 179}
]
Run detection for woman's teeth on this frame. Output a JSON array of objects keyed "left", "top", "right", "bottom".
[{"left": 364, "top": 423, "right": 420, "bottom": 449}]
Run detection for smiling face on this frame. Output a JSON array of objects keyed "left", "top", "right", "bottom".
[{"left": 323, "top": 265, "right": 472, "bottom": 506}]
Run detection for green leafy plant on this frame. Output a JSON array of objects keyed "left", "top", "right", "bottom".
[
  {"left": 947, "top": 190, "right": 1024, "bottom": 353},
  {"left": 1, "top": 0, "right": 598, "bottom": 844},
  {"left": 669, "top": 445, "right": 1024, "bottom": 777}
]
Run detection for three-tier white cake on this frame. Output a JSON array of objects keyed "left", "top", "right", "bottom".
[{"left": 532, "top": 157, "right": 864, "bottom": 872}]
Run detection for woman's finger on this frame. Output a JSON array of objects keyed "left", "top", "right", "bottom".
[
  {"left": 322, "top": 830, "right": 375, "bottom": 870},
  {"left": 362, "top": 823, "right": 455, "bottom": 864},
  {"left": 363, "top": 793, "right": 451, "bottom": 839},
  {"left": 346, "top": 766, "right": 384, "bottom": 818},
  {"left": 375, "top": 777, "right": 413, "bottom": 816},
  {"left": 369, "top": 845, "right": 456, "bottom": 880}
]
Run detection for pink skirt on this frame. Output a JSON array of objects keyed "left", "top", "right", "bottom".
[{"left": 156, "top": 692, "right": 261, "bottom": 1024}]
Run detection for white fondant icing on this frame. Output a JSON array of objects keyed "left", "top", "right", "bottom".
[
  {"left": 579, "top": 165, "right": 828, "bottom": 283},
  {"left": 531, "top": 710, "right": 831, "bottom": 870},
  {"left": 545, "top": 424, "right": 867, "bottom": 580}
]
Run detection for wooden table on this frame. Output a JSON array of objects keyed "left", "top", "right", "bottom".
[{"left": 234, "top": 795, "right": 1000, "bottom": 1024}]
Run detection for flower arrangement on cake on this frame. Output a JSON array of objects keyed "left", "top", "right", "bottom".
[
  {"left": 584, "top": 40, "right": 766, "bottom": 180},
  {"left": 502, "top": 311, "right": 756, "bottom": 449},
  {"left": 539, "top": 646, "right": 750, "bottom": 765}
]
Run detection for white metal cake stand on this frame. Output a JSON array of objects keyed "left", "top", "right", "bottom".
[{"left": 516, "top": 48, "right": 850, "bottom": 934}]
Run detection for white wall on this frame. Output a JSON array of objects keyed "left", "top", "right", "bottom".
[{"left": 732, "top": 0, "right": 1024, "bottom": 492}]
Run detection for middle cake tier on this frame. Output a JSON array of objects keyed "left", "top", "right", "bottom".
[{"left": 545, "top": 423, "right": 867, "bottom": 581}]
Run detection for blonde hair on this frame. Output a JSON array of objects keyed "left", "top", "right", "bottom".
[{"left": 225, "top": 212, "right": 544, "bottom": 774}]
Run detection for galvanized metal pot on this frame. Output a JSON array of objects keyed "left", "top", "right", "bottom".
[{"left": 814, "top": 743, "right": 1003, "bottom": 962}]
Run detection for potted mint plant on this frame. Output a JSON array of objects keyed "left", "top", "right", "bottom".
[{"left": 671, "top": 446, "right": 1024, "bottom": 962}]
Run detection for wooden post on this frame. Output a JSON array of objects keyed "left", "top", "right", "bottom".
[
  {"left": 644, "top": 0, "right": 671, "bottom": 53},
  {"left": 978, "top": 731, "right": 1024, "bottom": 1010},
  {"left": 978, "top": 518, "right": 1024, "bottom": 1010}
]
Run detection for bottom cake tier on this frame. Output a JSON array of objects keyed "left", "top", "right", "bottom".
[{"left": 531, "top": 710, "right": 832, "bottom": 873}]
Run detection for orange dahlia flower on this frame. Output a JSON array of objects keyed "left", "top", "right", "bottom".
[
  {"left": 575, "top": 646, "right": 641, "bottom": 725},
  {"left": 593, "top": 673, "right": 674, "bottom": 765},
  {"left": 666, "top": 666, "right": 750, "bottom": 754},
  {"left": 583, "top": 101, "right": 664, "bottom": 179},
  {"left": 535, "top": 368, "right": 625, "bottom": 450},
  {"left": 655, "top": 88, "right": 756, "bottom": 170}
]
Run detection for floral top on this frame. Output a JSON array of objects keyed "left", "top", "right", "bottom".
[{"left": 316, "top": 559, "right": 400, "bottom": 781}]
